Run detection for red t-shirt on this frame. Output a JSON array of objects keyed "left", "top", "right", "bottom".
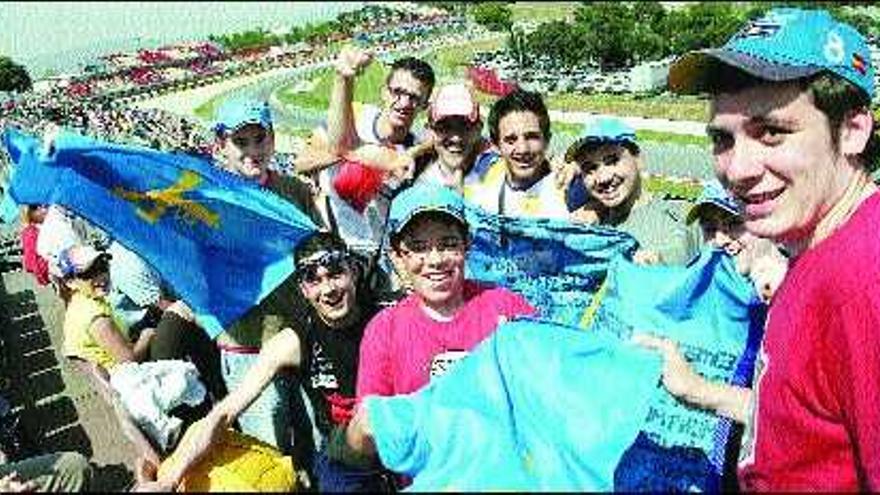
[
  {"left": 21, "top": 224, "right": 50, "bottom": 286},
  {"left": 738, "top": 192, "right": 880, "bottom": 491},
  {"left": 356, "top": 281, "right": 535, "bottom": 398}
]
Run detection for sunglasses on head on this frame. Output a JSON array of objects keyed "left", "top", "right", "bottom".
[{"left": 297, "top": 250, "right": 349, "bottom": 285}]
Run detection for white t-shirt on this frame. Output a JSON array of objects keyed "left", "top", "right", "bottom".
[
  {"left": 463, "top": 152, "right": 568, "bottom": 220},
  {"left": 320, "top": 104, "right": 417, "bottom": 258},
  {"left": 36, "top": 205, "right": 83, "bottom": 277}
]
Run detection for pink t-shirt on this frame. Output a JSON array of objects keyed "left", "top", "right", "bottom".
[
  {"left": 738, "top": 192, "right": 880, "bottom": 491},
  {"left": 356, "top": 281, "right": 535, "bottom": 398}
]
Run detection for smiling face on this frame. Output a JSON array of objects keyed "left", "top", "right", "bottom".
[
  {"left": 708, "top": 82, "right": 858, "bottom": 246},
  {"left": 576, "top": 142, "right": 641, "bottom": 211},
  {"left": 496, "top": 111, "right": 549, "bottom": 188},
  {"left": 218, "top": 124, "right": 274, "bottom": 181},
  {"left": 393, "top": 213, "right": 468, "bottom": 316},
  {"left": 382, "top": 69, "right": 431, "bottom": 131},
  {"left": 697, "top": 206, "right": 750, "bottom": 257},
  {"left": 298, "top": 258, "right": 359, "bottom": 328},
  {"left": 430, "top": 116, "right": 483, "bottom": 173}
]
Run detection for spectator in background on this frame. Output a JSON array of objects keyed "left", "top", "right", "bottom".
[
  {"left": 107, "top": 240, "right": 175, "bottom": 336},
  {"left": 565, "top": 117, "right": 700, "bottom": 265},
  {"left": 59, "top": 245, "right": 155, "bottom": 371},
  {"left": 20, "top": 204, "right": 50, "bottom": 286},
  {"left": 463, "top": 89, "right": 568, "bottom": 220},
  {"left": 36, "top": 205, "right": 86, "bottom": 304}
]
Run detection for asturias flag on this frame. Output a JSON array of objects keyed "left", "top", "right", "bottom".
[{"left": 2, "top": 128, "right": 318, "bottom": 337}]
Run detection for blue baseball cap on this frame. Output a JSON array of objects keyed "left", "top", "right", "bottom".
[
  {"left": 388, "top": 183, "right": 467, "bottom": 239},
  {"left": 669, "top": 8, "right": 875, "bottom": 101},
  {"left": 564, "top": 117, "right": 638, "bottom": 163},
  {"left": 686, "top": 179, "right": 743, "bottom": 225},
  {"left": 213, "top": 98, "right": 273, "bottom": 135}
]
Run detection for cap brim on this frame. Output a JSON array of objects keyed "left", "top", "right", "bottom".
[
  {"left": 565, "top": 136, "right": 636, "bottom": 163},
  {"left": 686, "top": 201, "right": 740, "bottom": 225},
  {"left": 669, "top": 48, "right": 821, "bottom": 94},
  {"left": 392, "top": 207, "right": 467, "bottom": 238}
]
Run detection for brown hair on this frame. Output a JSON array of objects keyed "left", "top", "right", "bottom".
[{"left": 708, "top": 65, "right": 879, "bottom": 171}]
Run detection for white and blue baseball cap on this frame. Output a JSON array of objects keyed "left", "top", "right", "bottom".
[
  {"left": 213, "top": 98, "right": 273, "bottom": 135},
  {"left": 686, "top": 179, "right": 743, "bottom": 225},
  {"left": 565, "top": 117, "right": 639, "bottom": 163},
  {"left": 669, "top": 8, "right": 875, "bottom": 100},
  {"left": 388, "top": 183, "right": 467, "bottom": 239}
]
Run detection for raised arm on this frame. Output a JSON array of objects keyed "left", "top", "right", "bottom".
[{"left": 327, "top": 46, "right": 373, "bottom": 156}]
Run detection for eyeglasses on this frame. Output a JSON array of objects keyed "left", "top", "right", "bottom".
[
  {"left": 297, "top": 251, "right": 349, "bottom": 285},
  {"left": 400, "top": 236, "right": 466, "bottom": 259},
  {"left": 387, "top": 86, "right": 428, "bottom": 108}
]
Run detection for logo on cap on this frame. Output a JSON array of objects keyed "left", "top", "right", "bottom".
[
  {"left": 736, "top": 19, "right": 782, "bottom": 40},
  {"left": 853, "top": 53, "right": 867, "bottom": 75}
]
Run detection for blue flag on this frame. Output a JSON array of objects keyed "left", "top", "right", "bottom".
[
  {"left": 366, "top": 318, "right": 663, "bottom": 491},
  {"left": 2, "top": 128, "right": 318, "bottom": 337},
  {"left": 588, "top": 249, "right": 766, "bottom": 492},
  {"left": 464, "top": 207, "right": 639, "bottom": 326},
  {"left": 365, "top": 249, "right": 765, "bottom": 491}
]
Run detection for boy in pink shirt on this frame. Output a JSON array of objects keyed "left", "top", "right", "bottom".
[{"left": 355, "top": 183, "right": 535, "bottom": 398}]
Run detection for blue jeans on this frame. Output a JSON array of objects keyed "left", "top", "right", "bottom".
[
  {"left": 313, "top": 448, "right": 395, "bottom": 492},
  {"left": 220, "top": 349, "right": 293, "bottom": 452}
]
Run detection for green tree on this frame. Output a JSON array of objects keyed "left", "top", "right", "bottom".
[
  {"left": 666, "top": 3, "right": 747, "bottom": 55},
  {"left": 471, "top": 2, "right": 513, "bottom": 32},
  {"left": 0, "top": 56, "right": 31, "bottom": 93},
  {"left": 631, "top": 2, "right": 670, "bottom": 61},
  {"left": 524, "top": 20, "right": 590, "bottom": 68},
  {"left": 574, "top": 2, "right": 637, "bottom": 69}
]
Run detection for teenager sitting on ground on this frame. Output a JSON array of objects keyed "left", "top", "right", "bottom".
[{"left": 59, "top": 244, "right": 208, "bottom": 450}]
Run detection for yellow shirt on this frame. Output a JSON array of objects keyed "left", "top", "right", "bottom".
[{"left": 63, "top": 292, "right": 127, "bottom": 371}]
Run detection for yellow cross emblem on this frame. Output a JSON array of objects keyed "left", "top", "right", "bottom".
[{"left": 113, "top": 170, "right": 220, "bottom": 228}]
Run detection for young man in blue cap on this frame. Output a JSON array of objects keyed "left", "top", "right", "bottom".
[
  {"left": 212, "top": 98, "right": 324, "bottom": 225},
  {"left": 148, "top": 98, "right": 327, "bottom": 461},
  {"left": 686, "top": 179, "right": 788, "bottom": 302},
  {"left": 565, "top": 117, "right": 700, "bottom": 265},
  {"left": 344, "top": 183, "right": 534, "bottom": 476},
  {"left": 665, "top": 7, "right": 880, "bottom": 490},
  {"left": 356, "top": 183, "right": 534, "bottom": 398}
]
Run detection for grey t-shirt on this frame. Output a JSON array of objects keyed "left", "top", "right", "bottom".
[{"left": 614, "top": 196, "right": 701, "bottom": 265}]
